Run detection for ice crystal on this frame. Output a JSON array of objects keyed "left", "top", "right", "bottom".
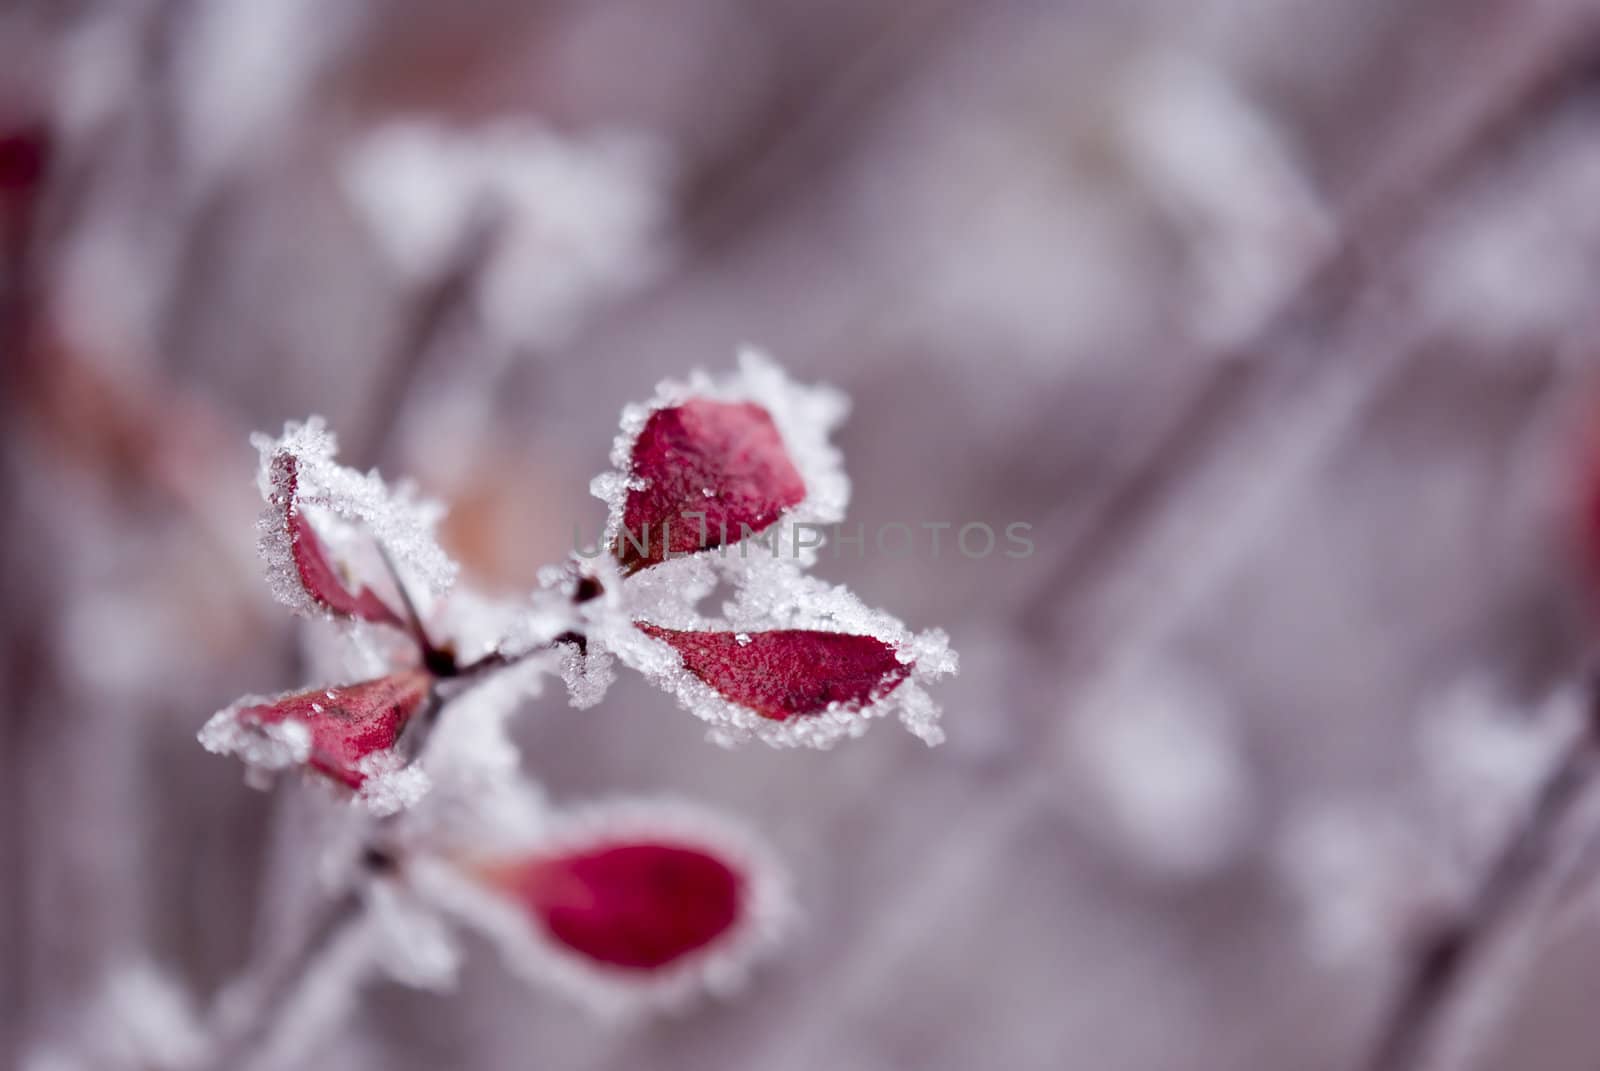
[{"left": 353, "top": 751, "right": 432, "bottom": 817}]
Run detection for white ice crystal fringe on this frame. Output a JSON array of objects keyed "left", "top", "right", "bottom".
[
  {"left": 620, "top": 566, "right": 956, "bottom": 749},
  {"left": 561, "top": 643, "right": 617, "bottom": 711},
  {"left": 198, "top": 695, "right": 313, "bottom": 775},
  {"left": 592, "top": 347, "right": 851, "bottom": 572},
  {"left": 413, "top": 798, "right": 794, "bottom": 1018},
  {"left": 405, "top": 657, "right": 552, "bottom": 849},
  {"left": 534, "top": 553, "right": 713, "bottom": 711},
  {"left": 343, "top": 119, "right": 672, "bottom": 350},
  {"left": 353, "top": 751, "right": 431, "bottom": 817},
  {"left": 253, "top": 416, "right": 457, "bottom": 620}
]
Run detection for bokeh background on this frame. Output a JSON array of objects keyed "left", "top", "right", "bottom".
[{"left": 9, "top": 1, "right": 1600, "bottom": 1068}]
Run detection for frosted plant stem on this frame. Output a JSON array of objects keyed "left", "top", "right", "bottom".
[
  {"left": 1361, "top": 714, "right": 1598, "bottom": 1071},
  {"left": 196, "top": 882, "right": 368, "bottom": 1071},
  {"left": 357, "top": 205, "right": 503, "bottom": 468}
]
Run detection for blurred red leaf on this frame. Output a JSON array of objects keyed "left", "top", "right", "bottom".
[
  {"left": 484, "top": 840, "right": 745, "bottom": 971},
  {"left": 616, "top": 399, "right": 805, "bottom": 572},
  {"left": 637, "top": 623, "right": 910, "bottom": 721}
]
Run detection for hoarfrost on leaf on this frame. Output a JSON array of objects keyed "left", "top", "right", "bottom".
[
  {"left": 354, "top": 751, "right": 432, "bottom": 816},
  {"left": 629, "top": 569, "right": 955, "bottom": 749},
  {"left": 560, "top": 641, "right": 617, "bottom": 711},
  {"left": 253, "top": 417, "right": 456, "bottom": 625},
  {"left": 415, "top": 798, "right": 792, "bottom": 1016},
  {"left": 199, "top": 697, "right": 313, "bottom": 773},
  {"left": 200, "top": 671, "right": 432, "bottom": 796},
  {"left": 594, "top": 348, "right": 850, "bottom": 575}
]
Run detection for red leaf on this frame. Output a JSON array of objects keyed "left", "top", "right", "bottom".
[
  {"left": 271, "top": 454, "right": 407, "bottom": 628},
  {"left": 615, "top": 399, "right": 805, "bottom": 572},
  {"left": 239, "top": 670, "right": 431, "bottom": 788},
  {"left": 0, "top": 123, "right": 48, "bottom": 196},
  {"left": 483, "top": 841, "right": 745, "bottom": 971},
  {"left": 637, "top": 624, "right": 910, "bottom": 721}
]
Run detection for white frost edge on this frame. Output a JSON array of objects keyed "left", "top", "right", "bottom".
[
  {"left": 590, "top": 346, "right": 851, "bottom": 573},
  {"left": 198, "top": 693, "right": 314, "bottom": 776},
  {"left": 354, "top": 751, "right": 432, "bottom": 817},
  {"left": 611, "top": 567, "right": 958, "bottom": 749},
  {"left": 410, "top": 797, "right": 795, "bottom": 1019},
  {"left": 252, "top": 416, "right": 458, "bottom": 620}
]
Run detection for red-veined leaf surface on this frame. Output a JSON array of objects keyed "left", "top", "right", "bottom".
[
  {"left": 615, "top": 399, "right": 805, "bottom": 572},
  {"left": 238, "top": 670, "right": 431, "bottom": 788},
  {"left": 637, "top": 623, "right": 910, "bottom": 721}
]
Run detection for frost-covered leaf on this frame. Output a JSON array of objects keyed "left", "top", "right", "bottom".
[
  {"left": 637, "top": 625, "right": 910, "bottom": 721},
  {"left": 592, "top": 348, "right": 849, "bottom": 575},
  {"left": 271, "top": 455, "right": 407, "bottom": 627},
  {"left": 416, "top": 799, "right": 791, "bottom": 1015},
  {"left": 253, "top": 417, "right": 456, "bottom": 626},
  {"left": 200, "top": 670, "right": 432, "bottom": 793},
  {"left": 614, "top": 399, "right": 805, "bottom": 572},
  {"left": 624, "top": 568, "right": 957, "bottom": 748}
]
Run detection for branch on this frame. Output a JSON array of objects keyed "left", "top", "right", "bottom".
[
  {"left": 196, "top": 881, "right": 369, "bottom": 1071},
  {"left": 1360, "top": 703, "right": 1598, "bottom": 1071}
]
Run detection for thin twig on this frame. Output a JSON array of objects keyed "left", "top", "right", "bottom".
[
  {"left": 355, "top": 204, "right": 504, "bottom": 470},
  {"left": 1361, "top": 712, "right": 1598, "bottom": 1071},
  {"left": 197, "top": 883, "right": 368, "bottom": 1071}
]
